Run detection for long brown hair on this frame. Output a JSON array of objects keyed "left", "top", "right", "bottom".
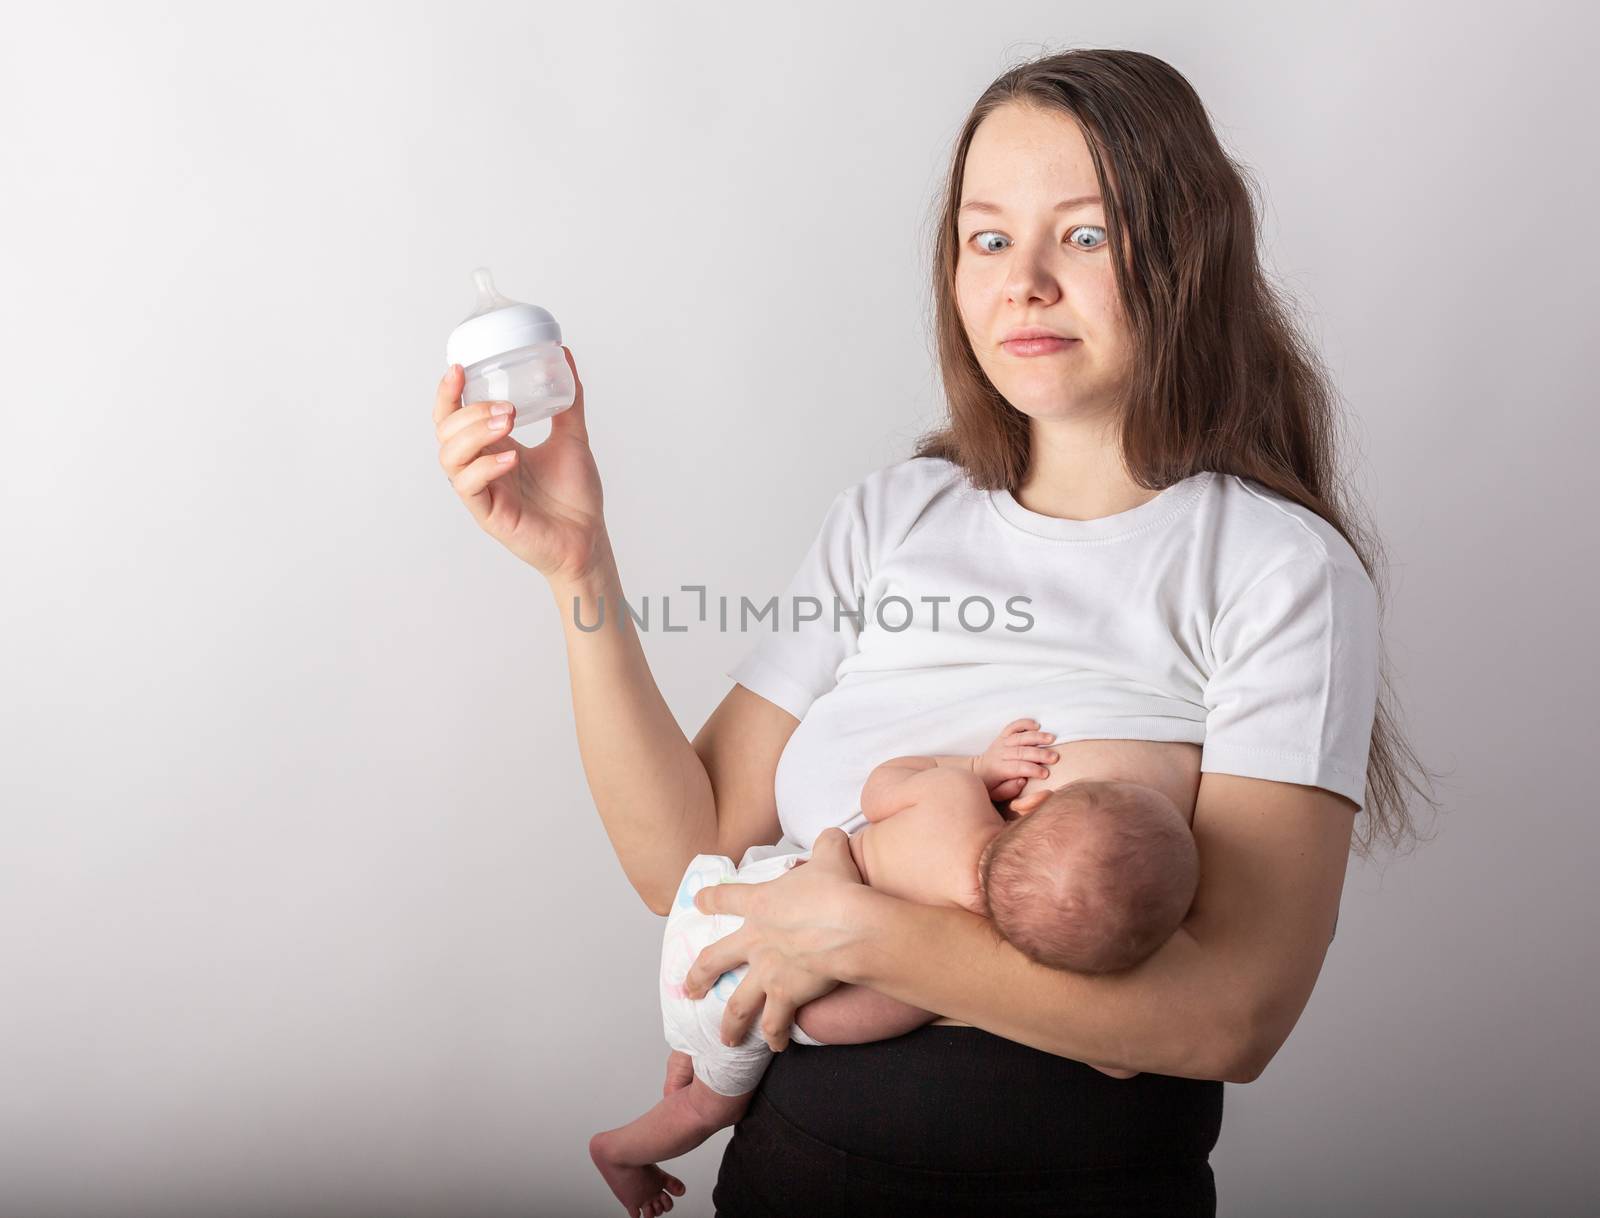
[{"left": 914, "top": 48, "right": 1440, "bottom": 859}]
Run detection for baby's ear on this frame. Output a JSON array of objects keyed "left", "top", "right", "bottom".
[{"left": 1010, "top": 791, "right": 1047, "bottom": 815}]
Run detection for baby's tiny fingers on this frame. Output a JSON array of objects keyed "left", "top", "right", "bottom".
[{"left": 1005, "top": 745, "right": 1059, "bottom": 763}]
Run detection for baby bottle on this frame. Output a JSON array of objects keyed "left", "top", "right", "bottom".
[{"left": 445, "top": 266, "right": 575, "bottom": 433}]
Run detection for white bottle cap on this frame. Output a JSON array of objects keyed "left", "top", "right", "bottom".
[{"left": 445, "top": 266, "right": 563, "bottom": 369}]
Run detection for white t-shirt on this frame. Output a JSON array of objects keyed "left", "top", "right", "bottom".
[{"left": 726, "top": 456, "right": 1380, "bottom": 850}]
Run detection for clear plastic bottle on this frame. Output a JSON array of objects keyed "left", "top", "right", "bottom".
[{"left": 445, "top": 267, "right": 575, "bottom": 434}]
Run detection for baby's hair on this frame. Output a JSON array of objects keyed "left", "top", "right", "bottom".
[{"left": 977, "top": 780, "right": 1199, "bottom": 974}]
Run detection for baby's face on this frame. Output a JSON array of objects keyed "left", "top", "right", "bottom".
[{"left": 857, "top": 795, "right": 1007, "bottom": 914}]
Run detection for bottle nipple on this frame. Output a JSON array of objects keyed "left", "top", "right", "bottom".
[
  {"left": 445, "top": 266, "right": 563, "bottom": 374},
  {"left": 463, "top": 265, "right": 521, "bottom": 320}
]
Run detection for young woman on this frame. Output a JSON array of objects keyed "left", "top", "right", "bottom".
[{"left": 433, "top": 47, "right": 1433, "bottom": 1218}]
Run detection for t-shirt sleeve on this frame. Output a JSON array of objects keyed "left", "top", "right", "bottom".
[
  {"left": 725, "top": 484, "right": 869, "bottom": 721},
  {"left": 1200, "top": 552, "right": 1380, "bottom": 810}
]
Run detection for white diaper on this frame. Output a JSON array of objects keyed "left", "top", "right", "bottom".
[{"left": 660, "top": 843, "right": 827, "bottom": 1097}]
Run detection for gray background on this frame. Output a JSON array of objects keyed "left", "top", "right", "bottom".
[{"left": 2, "top": 2, "right": 1595, "bottom": 1215}]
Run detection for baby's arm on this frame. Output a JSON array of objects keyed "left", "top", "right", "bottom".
[
  {"left": 860, "top": 719, "right": 1057, "bottom": 822},
  {"left": 859, "top": 754, "right": 977, "bottom": 822},
  {"left": 793, "top": 986, "right": 1139, "bottom": 1074}
]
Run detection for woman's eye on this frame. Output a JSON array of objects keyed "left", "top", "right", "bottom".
[{"left": 967, "top": 225, "right": 1106, "bottom": 254}]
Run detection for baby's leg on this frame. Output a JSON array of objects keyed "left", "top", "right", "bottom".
[
  {"left": 795, "top": 981, "right": 939, "bottom": 1044},
  {"left": 589, "top": 1074, "right": 752, "bottom": 1215}
]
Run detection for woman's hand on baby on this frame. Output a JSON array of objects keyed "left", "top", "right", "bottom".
[
  {"left": 433, "top": 349, "right": 609, "bottom": 585},
  {"left": 682, "top": 828, "right": 869, "bottom": 1054},
  {"left": 974, "top": 718, "right": 1058, "bottom": 803}
]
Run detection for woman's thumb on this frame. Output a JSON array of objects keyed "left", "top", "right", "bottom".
[
  {"left": 551, "top": 346, "right": 589, "bottom": 440},
  {"left": 815, "top": 827, "right": 851, "bottom": 856}
]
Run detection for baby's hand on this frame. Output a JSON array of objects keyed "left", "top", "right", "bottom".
[{"left": 973, "top": 718, "right": 1057, "bottom": 802}]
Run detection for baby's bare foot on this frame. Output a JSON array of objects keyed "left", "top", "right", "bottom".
[{"left": 588, "top": 1130, "right": 687, "bottom": 1217}]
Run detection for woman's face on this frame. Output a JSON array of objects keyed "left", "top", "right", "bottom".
[{"left": 954, "top": 102, "right": 1131, "bottom": 425}]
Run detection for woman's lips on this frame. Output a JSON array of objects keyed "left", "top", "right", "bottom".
[{"left": 1002, "top": 337, "right": 1078, "bottom": 356}]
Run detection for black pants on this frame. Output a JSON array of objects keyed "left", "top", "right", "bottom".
[{"left": 713, "top": 1026, "right": 1223, "bottom": 1217}]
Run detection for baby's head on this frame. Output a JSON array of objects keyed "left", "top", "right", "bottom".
[{"left": 976, "top": 780, "right": 1198, "bottom": 975}]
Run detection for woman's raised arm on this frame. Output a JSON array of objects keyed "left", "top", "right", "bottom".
[
  {"left": 555, "top": 542, "right": 800, "bottom": 913},
  {"left": 434, "top": 353, "right": 799, "bottom": 915}
]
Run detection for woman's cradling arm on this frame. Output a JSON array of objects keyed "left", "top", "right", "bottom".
[
  {"left": 688, "top": 771, "right": 1355, "bottom": 1082},
  {"left": 842, "top": 772, "right": 1355, "bottom": 1081}
]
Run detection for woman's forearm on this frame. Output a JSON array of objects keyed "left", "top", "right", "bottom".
[
  {"left": 834, "top": 887, "right": 1255, "bottom": 1083},
  {"left": 550, "top": 531, "right": 717, "bottom": 912}
]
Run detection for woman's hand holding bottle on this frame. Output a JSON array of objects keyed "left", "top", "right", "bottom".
[{"left": 434, "top": 345, "right": 607, "bottom": 586}]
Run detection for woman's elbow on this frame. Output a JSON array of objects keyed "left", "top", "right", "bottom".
[
  {"left": 1185, "top": 998, "right": 1274, "bottom": 1084},
  {"left": 1218, "top": 1001, "right": 1297, "bottom": 1084},
  {"left": 642, "top": 872, "right": 685, "bottom": 917},
  {"left": 636, "top": 871, "right": 680, "bottom": 918},
  {"left": 1222, "top": 1042, "right": 1275, "bottom": 1085},
  {"left": 1182, "top": 1038, "right": 1261, "bottom": 1085},
  {"left": 1219, "top": 1049, "right": 1268, "bottom": 1085}
]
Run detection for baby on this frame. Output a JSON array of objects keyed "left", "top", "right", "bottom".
[{"left": 589, "top": 720, "right": 1202, "bottom": 1218}]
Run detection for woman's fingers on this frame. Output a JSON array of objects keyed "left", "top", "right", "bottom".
[
  {"left": 437, "top": 394, "right": 515, "bottom": 445},
  {"left": 548, "top": 345, "right": 588, "bottom": 441},
  {"left": 683, "top": 920, "right": 753, "bottom": 999},
  {"left": 719, "top": 971, "right": 768, "bottom": 1049},
  {"left": 692, "top": 877, "right": 754, "bottom": 919},
  {"left": 762, "top": 997, "right": 797, "bottom": 1055},
  {"left": 435, "top": 392, "right": 526, "bottom": 517},
  {"left": 720, "top": 968, "right": 797, "bottom": 1054},
  {"left": 447, "top": 444, "right": 520, "bottom": 517},
  {"left": 432, "top": 361, "right": 520, "bottom": 462},
  {"left": 432, "top": 364, "right": 462, "bottom": 427},
  {"left": 808, "top": 826, "right": 857, "bottom": 875},
  {"left": 439, "top": 403, "right": 519, "bottom": 470}
]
